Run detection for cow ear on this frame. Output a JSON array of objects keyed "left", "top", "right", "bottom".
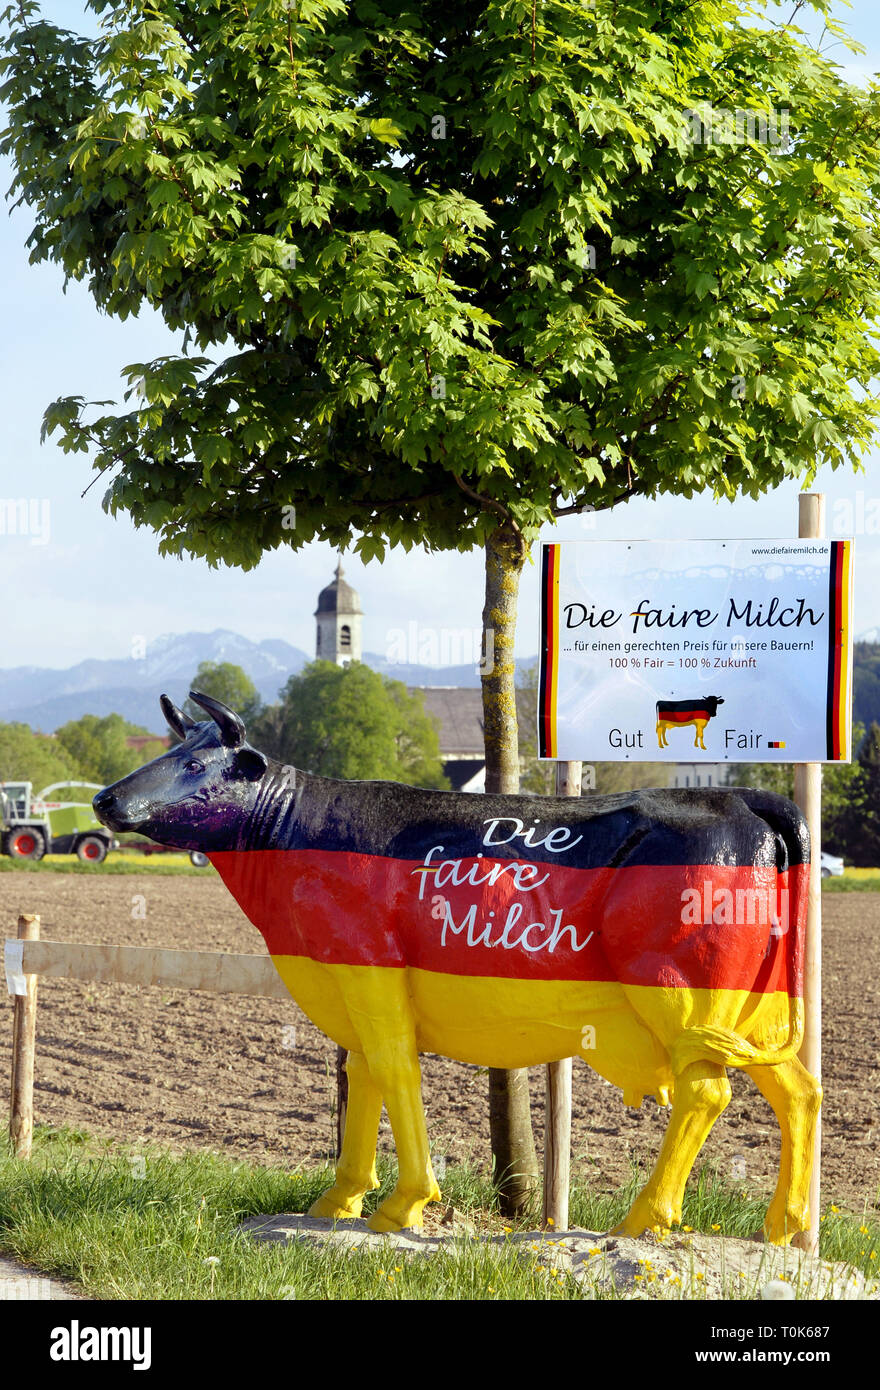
[
  {"left": 160, "top": 694, "right": 197, "bottom": 739},
  {"left": 234, "top": 748, "right": 268, "bottom": 781}
]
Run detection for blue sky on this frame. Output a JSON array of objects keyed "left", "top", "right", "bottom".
[{"left": 1, "top": 1, "right": 879, "bottom": 672}]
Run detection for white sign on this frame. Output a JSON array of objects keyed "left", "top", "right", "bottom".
[{"left": 537, "top": 539, "right": 853, "bottom": 763}]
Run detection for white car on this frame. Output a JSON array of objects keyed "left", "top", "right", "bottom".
[{"left": 820, "top": 851, "right": 844, "bottom": 879}]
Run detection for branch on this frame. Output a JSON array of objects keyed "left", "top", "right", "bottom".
[{"left": 451, "top": 472, "right": 527, "bottom": 555}]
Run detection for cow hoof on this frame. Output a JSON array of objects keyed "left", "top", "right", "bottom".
[
  {"left": 366, "top": 1187, "right": 441, "bottom": 1233},
  {"left": 611, "top": 1199, "right": 676, "bottom": 1239},
  {"left": 361, "top": 1206, "right": 419, "bottom": 1239},
  {"left": 308, "top": 1189, "right": 364, "bottom": 1221},
  {"left": 763, "top": 1212, "right": 807, "bottom": 1247}
]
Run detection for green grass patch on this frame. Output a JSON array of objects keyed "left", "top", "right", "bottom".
[
  {"left": 0, "top": 853, "right": 211, "bottom": 876},
  {"left": 0, "top": 1127, "right": 876, "bottom": 1301},
  {"left": 823, "top": 869, "right": 880, "bottom": 892}
]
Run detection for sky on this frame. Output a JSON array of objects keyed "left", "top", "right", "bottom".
[{"left": 1, "top": 1, "right": 880, "bottom": 673}]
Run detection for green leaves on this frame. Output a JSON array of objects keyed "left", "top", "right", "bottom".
[{"left": 3, "top": 0, "right": 880, "bottom": 566}]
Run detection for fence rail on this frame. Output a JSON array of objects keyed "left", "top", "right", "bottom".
[{"left": 5, "top": 937, "right": 289, "bottom": 999}]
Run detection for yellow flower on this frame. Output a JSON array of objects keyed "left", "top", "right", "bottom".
[
  {"left": 860, "top": 1225, "right": 869, "bottom": 1235},
  {"left": 588, "top": 1247, "right": 602, "bottom": 1256},
  {"left": 503, "top": 1227, "right": 512, "bottom": 1234},
  {"left": 633, "top": 1274, "right": 643, "bottom": 1281},
  {"left": 711, "top": 1224, "right": 721, "bottom": 1231},
  {"left": 395, "top": 1266, "right": 401, "bottom": 1273},
  {"left": 488, "top": 1286, "right": 495, "bottom": 1293},
  {"left": 682, "top": 1225, "right": 693, "bottom": 1233},
  {"left": 831, "top": 1205, "right": 839, "bottom": 1214},
  {"left": 871, "top": 1252, "right": 877, "bottom": 1260},
  {"left": 695, "top": 1272, "right": 704, "bottom": 1281},
  {"left": 739, "top": 1272, "right": 747, "bottom": 1279},
  {"left": 546, "top": 1217, "right": 555, "bottom": 1226}
]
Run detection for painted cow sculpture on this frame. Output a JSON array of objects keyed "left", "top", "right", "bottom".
[{"left": 94, "top": 692, "right": 821, "bottom": 1243}]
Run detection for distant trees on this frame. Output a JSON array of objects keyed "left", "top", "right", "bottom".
[
  {"left": 54, "top": 714, "right": 166, "bottom": 784},
  {"left": 824, "top": 721, "right": 880, "bottom": 866},
  {"left": 253, "top": 661, "right": 448, "bottom": 788},
  {"left": 726, "top": 723, "right": 874, "bottom": 865},
  {"left": 184, "top": 661, "right": 262, "bottom": 727},
  {"left": 0, "top": 722, "right": 88, "bottom": 790}
]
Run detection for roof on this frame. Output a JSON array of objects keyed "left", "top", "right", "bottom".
[
  {"left": 314, "top": 561, "right": 363, "bottom": 616},
  {"left": 409, "top": 686, "right": 536, "bottom": 759}
]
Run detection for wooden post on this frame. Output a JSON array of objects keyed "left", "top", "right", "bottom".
[
  {"left": 792, "top": 492, "right": 824, "bottom": 1255},
  {"left": 542, "top": 761, "right": 580, "bottom": 1230},
  {"left": 9, "top": 913, "right": 40, "bottom": 1160}
]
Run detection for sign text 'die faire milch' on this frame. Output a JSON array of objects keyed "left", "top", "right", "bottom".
[{"left": 538, "top": 539, "right": 853, "bottom": 763}]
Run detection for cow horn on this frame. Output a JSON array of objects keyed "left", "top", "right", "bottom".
[
  {"left": 160, "top": 694, "right": 198, "bottom": 739},
  {"left": 188, "top": 690, "right": 246, "bottom": 748}
]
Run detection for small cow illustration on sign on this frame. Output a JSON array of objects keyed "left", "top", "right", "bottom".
[
  {"left": 656, "top": 695, "right": 725, "bottom": 750},
  {"left": 94, "top": 692, "right": 819, "bottom": 1244}
]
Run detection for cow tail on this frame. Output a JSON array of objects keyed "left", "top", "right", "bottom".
[
  {"left": 671, "top": 788, "right": 809, "bottom": 1075},
  {"left": 670, "top": 1000, "right": 805, "bottom": 1073}
]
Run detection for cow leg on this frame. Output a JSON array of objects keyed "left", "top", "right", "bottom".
[
  {"left": 308, "top": 1050, "right": 382, "bottom": 1220},
  {"left": 745, "top": 1058, "right": 822, "bottom": 1245},
  {"left": 340, "top": 971, "right": 440, "bottom": 1232},
  {"left": 362, "top": 1035, "right": 441, "bottom": 1232},
  {"left": 614, "top": 1059, "right": 731, "bottom": 1236}
]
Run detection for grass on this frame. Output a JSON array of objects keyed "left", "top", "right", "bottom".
[
  {"left": 822, "top": 867, "right": 880, "bottom": 892},
  {"left": 0, "top": 1126, "right": 876, "bottom": 1301},
  {"left": 0, "top": 852, "right": 211, "bottom": 876}
]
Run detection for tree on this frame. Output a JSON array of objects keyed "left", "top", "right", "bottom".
[
  {"left": 0, "top": 722, "right": 89, "bottom": 790},
  {"left": 824, "top": 721, "right": 880, "bottom": 866},
  {"left": 54, "top": 713, "right": 166, "bottom": 783},
  {"left": 254, "top": 660, "right": 448, "bottom": 787},
  {"left": 183, "top": 661, "right": 262, "bottom": 728},
  {"left": 5, "top": 0, "right": 880, "bottom": 1216}
]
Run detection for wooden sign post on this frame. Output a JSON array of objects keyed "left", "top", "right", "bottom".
[
  {"left": 792, "top": 492, "right": 825, "bottom": 1255},
  {"left": 542, "top": 759, "right": 580, "bottom": 1230}
]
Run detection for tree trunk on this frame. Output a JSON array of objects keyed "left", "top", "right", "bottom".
[{"left": 481, "top": 522, "right": 540, "bottom": 1219}]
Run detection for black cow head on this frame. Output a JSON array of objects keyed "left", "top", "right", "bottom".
[{"left": 93, "top": 692, "right": 269, "bottom": 851}]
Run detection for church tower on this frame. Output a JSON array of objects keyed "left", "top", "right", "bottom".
[{"left": 314, "top": 560, "right": 363, "bottom": 666}]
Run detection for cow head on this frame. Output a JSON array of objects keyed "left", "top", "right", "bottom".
[{"left": 93, "top": 692, "right": 269, "bottom": 851}]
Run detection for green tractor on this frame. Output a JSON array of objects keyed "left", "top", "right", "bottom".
[{"left": 0, "top": 781, "right": 114, "bottom": 863}]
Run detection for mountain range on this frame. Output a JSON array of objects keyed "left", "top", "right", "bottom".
[{"left": 0, "top": 629, "right": 499, "bottom": 733}]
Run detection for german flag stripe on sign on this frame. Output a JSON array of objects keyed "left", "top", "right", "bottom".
[
  {"left": 538, "top": 543, "right": 559, "bottom": 758},
  {"left": 826, "top": 540, "right": 851, "bottom": 760}
]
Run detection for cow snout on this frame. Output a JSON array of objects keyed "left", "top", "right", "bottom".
[{"left": 93, "top": 788, "right": 122, "bottom": 829}]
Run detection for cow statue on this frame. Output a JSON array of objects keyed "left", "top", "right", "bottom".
[{"left": 93, "top": 692, "right": 821, "bottom": 1243}]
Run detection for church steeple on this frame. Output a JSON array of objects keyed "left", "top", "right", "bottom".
[{"left": 314, "top": 557, "right": 363, "bottom": 666}]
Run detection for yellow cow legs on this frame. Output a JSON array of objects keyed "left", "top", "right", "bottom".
[
  {"left": 308, "top": 1050, "right": 383, "bottom": 1220},
  {"left": 746, "top": 1058, "right": 822, "bottom": 1245},
  {"left": 327, "top": 968, "right": 441, "bottom": 1232},
  {"left": 614, "top": 1059, "right": 731, "bottom": 1236}
]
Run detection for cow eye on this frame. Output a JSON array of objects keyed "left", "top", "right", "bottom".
[{"left": 185, "top": 759, "right": 204, "bottom": 773}]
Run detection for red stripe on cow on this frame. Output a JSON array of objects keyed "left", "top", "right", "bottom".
[{"left": 208, "top": 849, "right": 805, "bottom": 996}]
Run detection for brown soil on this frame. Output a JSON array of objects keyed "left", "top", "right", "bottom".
[{"left": 1, "top": 873, "right": 877, "bottom": 1213}]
